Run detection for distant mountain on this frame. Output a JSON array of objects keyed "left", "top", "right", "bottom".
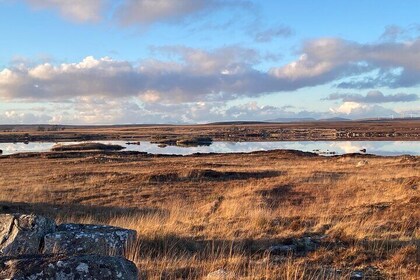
[
  {"left": 357, "top": 117, "right": 420, "bottom": 122},
  {"left": 318, "top": 117, "right": 350, "bottom": 121},
  {"left": 206, "top": 121, "right": 269, "bottom": 125},
  {"left": 265, "top": 117, "right": 316, "bottom": 123}
]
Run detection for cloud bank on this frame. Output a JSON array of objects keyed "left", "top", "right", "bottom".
[
  {"left": 271, "top": 37, "right": 420, "bottom": 89},
  {"left": 22, "top": 0, "right": 251, "bottom": 26},
  {"left": 324, "top": 91, "right": 419, "bottom": 103},
  {"left": 3, "top": 37, "right": 420, "bottom": 103},
  {"left": 114, "top": 0, "right": 250, "bottom": 27},
  {"left": 24, "top": 0, "right": 105, "bottom": 22},
  {"left": 1, "top": 98, "right": 408, "bottom": 125},
  {"left": 2, "top": 25, "right": 420, "bottom": 124}
]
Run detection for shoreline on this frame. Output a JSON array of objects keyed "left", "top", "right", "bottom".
[{"left": 0, "top": 120, "right": 419, "bottom": 143}]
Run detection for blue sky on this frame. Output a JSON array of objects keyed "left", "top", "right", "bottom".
[{"left": 0, "top": 0, "right": 419, "bottom": 124}]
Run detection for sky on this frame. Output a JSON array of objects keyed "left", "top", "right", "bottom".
[{"left": 0, "top": 0, "right": 419, "bottom": 124}]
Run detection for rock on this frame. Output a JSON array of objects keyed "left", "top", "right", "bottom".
[
  {"left": 0, "top": 254, "right": 138, "bottom": 280},
  {"left": 267, "top": 236, "right": 320, "bottom": 255},
  {"left": 356, "top": 160, "right": 368, "bottom": 167},
  {"left": 294, "top": 236, "right": 319, "bottom": 252},
  {"left": 0, "top": 214, "right": 55, "bottom": 256},
  {"left": 350, "top": 270, "right": 364, "bottom": 279},
  {"left": 206, "top": 268, "right": 236, "bottom": 279},
  {"left": 267, "top": 244, "right": 297, "bottom": 255},
  {"left": 43, "top": 223, "right": 136, "bottom": 256}
]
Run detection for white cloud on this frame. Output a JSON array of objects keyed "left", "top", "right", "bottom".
[
  {"left": 24, "top": 0, "right": 105, "bottom": 22},
  {"left": 0, "top": 97, "right": 408, "bottom": 125},
  {"left": 324, "top": 91, "right": 419, "bottom": 103},
  {"left": 0, "top": 50, "right": 282, "bottom": 103},
  {"left": 21, "top": 0, "right": 250, "bottom": 26},
  {"left": 0, "top": 110, "right": 51, "bottom": 124},
  {"left": 115, "top": 0, "right": 217, "bottom": 26},
  {"left": 270, "top": 37, "right": 420, "bottom": 89},
  {"left": 329, "top": 101, "right": 396, "bottom": 119},
  {"left": 330, "top": 102, "right": 364, "bottom": 115},
  {"left": 3, "top": 37, "right": 420, "bottom": 106}
]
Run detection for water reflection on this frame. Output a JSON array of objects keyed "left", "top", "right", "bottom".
[{"left": 0, "top": 140, "right": 418, "bottom": 156}]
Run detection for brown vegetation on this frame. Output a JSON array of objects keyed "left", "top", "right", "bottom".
[
  {"left": 0, "top": 149, "right": 418, "bottom": 279},
  {"left": 0, "top": 119, "right": 419, "bottom": 143},
  {"left": 51, "top": 142, "right": 125, "bottom": 152}
]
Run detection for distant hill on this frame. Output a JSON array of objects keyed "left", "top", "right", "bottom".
[
  {"left": 318, "top": 117, "right": 350, "bottom": 122},
  {"left": 265, "top": 117, "right": 316, "bottom": 123},
  {"left": 206, "top": 121, "right": 270, "bottom": 125}
]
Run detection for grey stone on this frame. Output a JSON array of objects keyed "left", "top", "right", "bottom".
[
  {"left": 293, "top": 236, "right": 319, "bottom": 252},
  {"left": 206, "top": 268, "right": 236, "bottom": 279},
  {"left": 0, "top": 214, "right": 55, "bottom": 256},
  {"left": 43, "top": 223, "right": 136, "bottom": 256},
  {"left": 0, "top": 254, "right": 138, "bottom": 280},
  {"left": 267, "top": 244, "right": 297, "bottom": 255},
  {"left": 267, "top": 236, "right": 320, "bottom": 255},
  {"left": 350, "top": 270, "right": 364, "bottom": 279}
]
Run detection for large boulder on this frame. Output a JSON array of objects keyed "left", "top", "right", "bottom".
[
  {"left": 0, "top": 254, "right": 138, "bottom": 280},
  {"left": 43, "top": 223, "right": 136, "bottom": 256},
  {"left": 0, "top": 214, "right": 55, "bottom": 256}
]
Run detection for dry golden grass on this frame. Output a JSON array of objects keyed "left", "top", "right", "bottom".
[{"left": 0, "top": 150, "right": 419, "bottom": 279}]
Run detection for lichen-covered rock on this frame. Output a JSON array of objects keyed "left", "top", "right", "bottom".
[
  {"left": 0, "top": 214, "right": 55, "bottom": 256},
  {"left": 0, "top": 254, "right": 138, "bottom": 280},
  {"left": 43, "top": 223, "right": 136, "bottom": 256}
]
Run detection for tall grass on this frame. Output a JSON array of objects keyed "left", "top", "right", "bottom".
[{"left": 0, "top": 151, "right": 418, "bottom": 278}]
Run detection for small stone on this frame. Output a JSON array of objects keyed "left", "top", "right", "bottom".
[
  {"left": 350, "top": 270, "right": 364, "bottom": 279},
  {"left": 356, "top": 160, "right": 368, "bottom": 167},
  {"left": 76, "top": 262, "right": 89, "bottom": 273},
  {"left": 267, "top": 244, "right": 297, "bottom": 255},
  {"left": 206, "top": 268, "right": 236, "bottom": 280}
]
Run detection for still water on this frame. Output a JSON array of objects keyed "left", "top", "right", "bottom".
[{"left": 0, "top": 141, "right": 419, "bottom": 156}]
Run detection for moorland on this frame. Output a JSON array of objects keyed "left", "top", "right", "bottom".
[
  {"left": 0, "top": 133, "right": 418, "bottom": 279},
  {"left": 0, "top": 119, "right": 419, "bottom": 143}
]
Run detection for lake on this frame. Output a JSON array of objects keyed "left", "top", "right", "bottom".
[{"left": 0, "top": 140, "right": 419, "bottom": 156}]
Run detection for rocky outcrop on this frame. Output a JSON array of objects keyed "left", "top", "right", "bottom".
[
  {"left": 0, "top": 214, "right": 55, "bottom": 255},
  {"left": 0, "top": 254, "right": 138, "bottom": 280},
  {"left": 0, "top": 214, "right": 139, "bottom": 279},
  {"left": 43, "top": 223, "right": 136, "bottom": 256}
]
